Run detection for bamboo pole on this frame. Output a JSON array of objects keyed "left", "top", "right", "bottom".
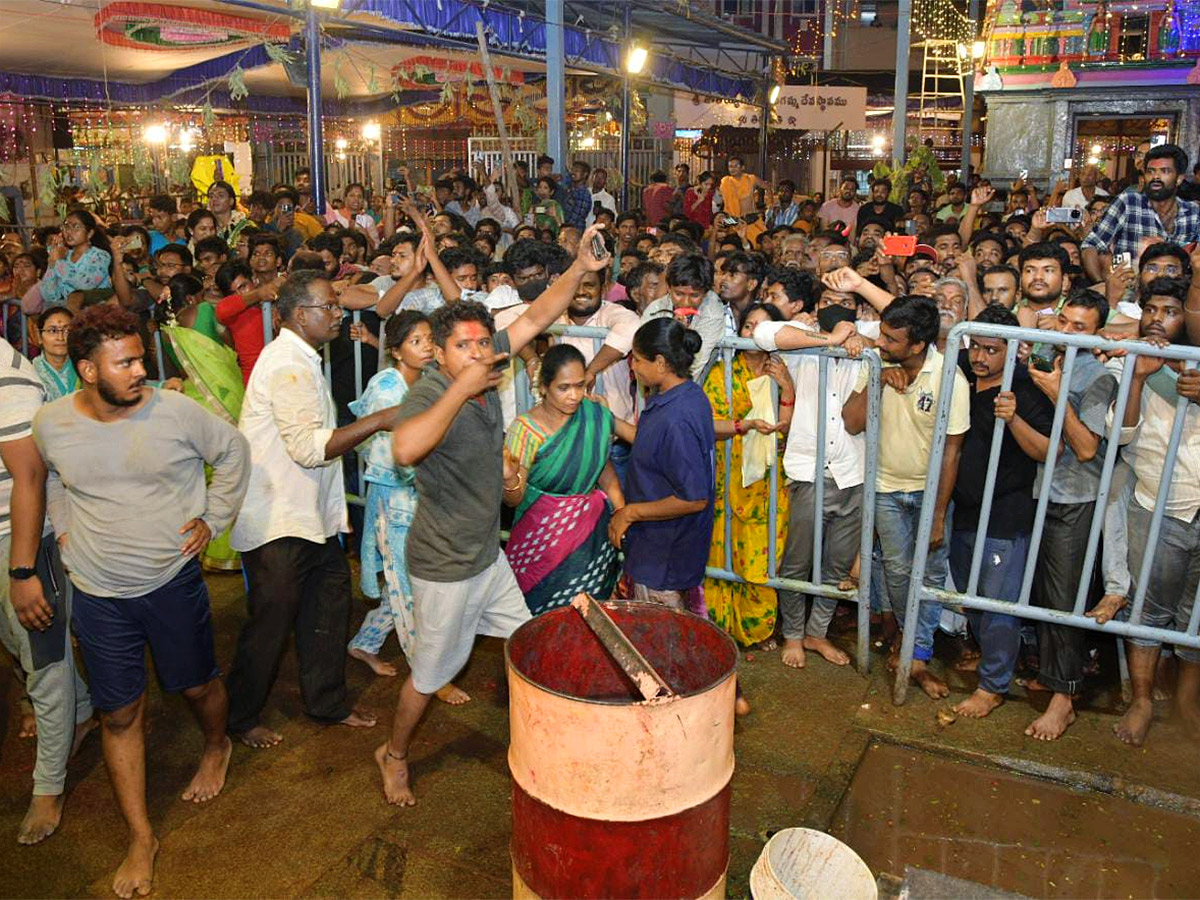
[{"left": 474, "top": 21, "right": 519, "bottom": 205}]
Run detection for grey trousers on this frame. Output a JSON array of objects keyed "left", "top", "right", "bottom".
[
  {"left": 778, "top": 477, "right": 862, "bottom": 641},
  {"left": 0, "top": 533, "right": 93, "bottom": 796}
]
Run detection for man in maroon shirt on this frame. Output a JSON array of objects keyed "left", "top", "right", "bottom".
[{"left": 641, "top": 171, "right": 675, "bottom": 227}]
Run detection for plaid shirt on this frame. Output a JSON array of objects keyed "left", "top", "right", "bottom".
[
  {"left": 563, "top": 183, "right": 592, "bottom": 229},
  {"left": 1081, "top": 189, "right": 1200, "bottom": 258}
]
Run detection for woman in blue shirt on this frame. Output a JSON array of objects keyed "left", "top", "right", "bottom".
[{"left": 609, "top": 318, "right": 716, "bottom": 610}]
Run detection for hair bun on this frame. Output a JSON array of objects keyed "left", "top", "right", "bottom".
[{"left": 680, "top": 327, "right": 703, "bottom": 357}]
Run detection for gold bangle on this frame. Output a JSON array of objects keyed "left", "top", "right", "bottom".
[{"left": 504, "top": 472, "right": 523, "bottom": 492}]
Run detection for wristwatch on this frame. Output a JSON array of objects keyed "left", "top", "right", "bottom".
[{"left": 8, "top": 566, "right": 37, "bottom": 581}]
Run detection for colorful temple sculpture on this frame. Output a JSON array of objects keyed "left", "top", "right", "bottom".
[{"left": 975, "top": 0, "right": 1200, "bottom": 184}]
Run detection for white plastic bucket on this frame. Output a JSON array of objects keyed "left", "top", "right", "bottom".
[{"left": 750, "top": 827, "right": 877, "bottom": 900}]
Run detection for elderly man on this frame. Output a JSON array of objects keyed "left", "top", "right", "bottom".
[
  {"left": 227, "top": 271, "right": 397, "bottom": 749},
  {"left": 1062, "top": 164, "right": 1109, "bottom": 211}
]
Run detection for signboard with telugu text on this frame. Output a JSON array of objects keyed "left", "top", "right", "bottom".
[{"left": 673, "top": 86, "right": 867, "bottom": 133}]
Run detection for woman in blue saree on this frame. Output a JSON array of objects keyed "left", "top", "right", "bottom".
[{"left": 504, "top": 344, "right": 624, "bottom": 615}]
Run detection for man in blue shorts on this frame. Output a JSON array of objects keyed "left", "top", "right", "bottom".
[{"left": 33, "top": 305, "right": 249, "bottom": 899}]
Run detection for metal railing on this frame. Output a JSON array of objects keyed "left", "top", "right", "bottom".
[{"left": 894, "top": 321, "right": 1200, "bottom": 704}]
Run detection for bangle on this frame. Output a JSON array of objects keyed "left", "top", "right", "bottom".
[
  {"left": 504, "top": 472, "right": 523, "bottom": 492},
  {"left": 779, "top": 397, "right": 795, "bottom": 408}
]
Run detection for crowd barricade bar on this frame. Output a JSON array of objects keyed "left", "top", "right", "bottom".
[
  {"left": 250, "top": 310, "right": 885, "bottom": 674},
  {"left": 893, "top": 321, "right": 1200, "bottom": 705},
  {"left": 153, "top": 328, "right": 167, "bottom": 383}
]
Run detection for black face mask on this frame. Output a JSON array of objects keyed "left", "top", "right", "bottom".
[
  {"left": 517, "top": 278, "right": 548, "bottom": 302},
  {"left": 817, "top": 304, "right": 857, "bottom": 333}
]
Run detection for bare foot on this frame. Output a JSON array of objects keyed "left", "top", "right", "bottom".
[
  {"left": 1016, "top": 676, "right": 1053, "bottom": 693},
  {"left": 112, "top": 835, "right": 158, "bottom": 899},
  {"left": 233, "top": 725, "right": 283, "bottom": 749},
  {"left": 18, "top": 712, "right": 37, "bottom": 739},
  {"left": 1113, "top": 698, "right": 1153, "bottom": 747},
  {"left": 374, "top": 743, "right": 416, "bottom": 807},
  {"left": 910, "top": 660, "right": 950, "bottom": 699},
  {"left": 953, "top": 688, "right": 1004, "bottom": 719},
  {"left": 71, "top": 717, "right": 97, "bottom": 758},
  {"left": 1025, "top": 693, "right": 1077, "bottom": 741},
  {"left": 781, "top": 638, "right": 806, "bottom": 669},
  {"left": 435, "top": 684, "right": 471, "bottom": 705},
  {"left": 349, "top": 647, "right": 398, "bottom": 677},
  {"left": 734, "top": 696, "right": 751, "bottom": 717},
  {"left": 181, "top": 737, "right": 232, "bottom": 803},
  {"left": 340, "top": 707, "right": 377, "bottom": 728},
  {"left": 802, "top": 636, "right": 850, "bottom": 666},
  {"left": 1086, "top": 593, "right": 1127, "bottom": 626},
  {"left": 17, "top": 794, "right": 63, "bottom": 845}
]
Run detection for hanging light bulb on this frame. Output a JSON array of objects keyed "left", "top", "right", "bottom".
[
  {"left": 769, "top": 83, "right": 782, "bottom": 105},
  {"left": 625, "top": 44, "right": 648, "bottom": 75}
]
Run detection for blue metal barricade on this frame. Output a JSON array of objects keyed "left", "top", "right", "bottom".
[{"left": 894, "top": 321, "right": 1200, "bottom": 704}]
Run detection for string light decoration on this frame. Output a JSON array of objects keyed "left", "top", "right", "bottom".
[{"left": 913, "top": 0, "right": 976, "bottom": 47}]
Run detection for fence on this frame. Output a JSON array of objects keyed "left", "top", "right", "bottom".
[
  {"left": 894, "top": 320, "right": 1200, "bottom": 704},
  {"left": 466, "top": 136, "right": 671, "bottom": 197},
  {"left": 12, "top": 288, "right": 888, "bottom": 672}
]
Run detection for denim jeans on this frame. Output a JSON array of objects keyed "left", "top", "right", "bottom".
[
  {"left": 875, "top": 491, "right": 951, "bottom": 661},
  {"left": 949, "top": 529, "right": 1029, "bottom": 694}
]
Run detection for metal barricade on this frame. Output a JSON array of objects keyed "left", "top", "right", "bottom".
[
  {"left": 250, "top": 302, "right": 886, "bottom": 673},
  {"left": 894, "top": 321, "right": 1200, "bottom": 704},
  {"left": 544, "top": 325, "right": 883, "bottom": 676}
]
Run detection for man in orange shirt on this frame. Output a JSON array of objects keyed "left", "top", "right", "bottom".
[{"left": 641, "top": 171, "right": 675, "bottom": 226}]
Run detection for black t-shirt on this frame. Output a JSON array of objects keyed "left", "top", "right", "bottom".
[
  {"left": 856, "top": 201, "right": 904, "bottom": 230},
  {"left": 329, "top": 309, "right": 382, "bottom": 425},
  {"left": 953, "top": 349, "right": 1055, "bottom": 539}
]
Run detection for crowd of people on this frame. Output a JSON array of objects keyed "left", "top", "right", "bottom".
[{"left": 3, "top": 141, "right": 1200, "bottom": 899}]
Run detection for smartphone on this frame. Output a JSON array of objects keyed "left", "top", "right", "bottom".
[
  {"left": 904, "top": 219, "right": 919, "bottom": 236},
  {"left": 1019, "top": 169, "right": 1029, "bottom": 181},
  {"left": 125, "top": 233, "right": 143, "bottom": 251},
  {"left": 1045, "top": 206, "right": 1083, "bottom": 225},
  {"left": 719, "top": 215, "right": 739, "bottom": 227},
  {"left": 646, "top": 226, "right": 659, "bottom": 236},
  {"left": 1112, "top": 251, "right": 1131, "bottom": 271},
  {"left": 278, "top": 201, "right": 294, "bottom": 215},
  {"left": 1029, "top": 343, "right": 1057, "bottom": 372},
  {"left": 881, "top": 235, "right": 917, "bottom": 257},
  {"left": 591, "top": 232, "right": 607, "bottom": 260}
]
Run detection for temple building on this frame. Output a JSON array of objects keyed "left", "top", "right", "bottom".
[{"left": 977, "top": 0, "right": 1200, "bottom": 184}]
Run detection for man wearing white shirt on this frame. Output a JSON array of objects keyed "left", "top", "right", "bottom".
[
  {"left": 586, "top": 168, "right": 618, "bottom": 226},
  {"left": 1061, "top": 165, "right": 1109, "bottom": 210},
  {"left": 1111, "top": 281, "right": 1200, "bottom": 747},
  {"left": 755, "top": 301, "right": 864, "bottom": 670},
  {"left": 556, "top": 267, "right": 640, "bottom": 481},
  {"left": 227, "top": 272, "right": 397, "bottom": 749}
]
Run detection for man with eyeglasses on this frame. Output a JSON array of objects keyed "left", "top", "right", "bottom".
[{"left": 227, "top": 271, "right": 395, "bottom": 749}]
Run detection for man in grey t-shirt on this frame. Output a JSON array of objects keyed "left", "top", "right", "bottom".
[
  {"left": 374, "top": 224, "right": 611, "bottom": 807},
  {"left": 33, "top": 306, "right": 248, "bottom": 900}
]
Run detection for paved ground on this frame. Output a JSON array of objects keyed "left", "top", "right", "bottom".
[{"left": 2, "top": 569, "right": 1198, "bottom": 898}]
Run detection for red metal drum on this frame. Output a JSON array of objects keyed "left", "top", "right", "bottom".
[{"left": 506, "top": 601, "right": 738, "bottom": 899}]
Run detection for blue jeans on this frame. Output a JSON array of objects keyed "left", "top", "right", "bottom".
[
  {"left": 875, "top": 491, "right": 950, "bottom": 661},
  {"left": 949, "top": 529, "right": 1029, "bottom": 694}
]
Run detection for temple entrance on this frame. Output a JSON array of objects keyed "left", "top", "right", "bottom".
[{"left": 1070, "top": 114, "right": 1176, "bottom": 190}]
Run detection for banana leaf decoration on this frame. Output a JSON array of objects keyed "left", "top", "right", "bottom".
[
  {"left": 84, "top": 151, "right": 106, "bottom": 201},
  {"left": 169, "top": 156, "right": 193, "bottom": 190},
  {"left": 132, "top": 147, "right": 154, "bottom": 189},
  {"left": 0, "top": 193, "right": 11, "bottom": 223},
  {"left": 37, "top": 167, "right": 60, "bottom": 213}
]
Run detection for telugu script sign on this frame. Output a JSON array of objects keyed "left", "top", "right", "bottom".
[{"left": 673, "top": 86, "right": 867, "bottom": 133}]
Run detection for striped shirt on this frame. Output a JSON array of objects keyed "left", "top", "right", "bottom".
[{"left": 0, "top": 338, "right": 46, "bottom": 537}]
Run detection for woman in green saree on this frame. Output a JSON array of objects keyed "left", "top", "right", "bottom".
[
  {"left": 159, "top": 273, "right": 245, "bottom": 571},
  {"left": 503, "top": 345, "right": 624, "bottom": 615}
]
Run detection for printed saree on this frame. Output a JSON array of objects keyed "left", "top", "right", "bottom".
[{"left": 505, "top": 399, "right": 619, "bottom": 615}]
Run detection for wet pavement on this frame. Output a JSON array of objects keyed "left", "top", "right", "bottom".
[
  {"left": 832, "top": 743, "right": 1200, "bottom": 899},
  {"left": 1, "top": 572, "right": 1198, "bottom": 898}
]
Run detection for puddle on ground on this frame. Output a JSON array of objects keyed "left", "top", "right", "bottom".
[{"left": 830, "top": 743, "right": 1200, "bottom": 899}]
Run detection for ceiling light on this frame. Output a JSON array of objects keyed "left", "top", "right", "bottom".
[
  {"left": 362, "top": 121, "right": 381, "bottom": 141},
  {"left": 144, "top": 124, "right": 168, "bottom": 145}
]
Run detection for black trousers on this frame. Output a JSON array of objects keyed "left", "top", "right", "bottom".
[
  {"left": 226, "top": 536, "right": 353, "bottom": 733},
  {"left": 1032, "top": 501, "right": 1094, "bottom": 695}
]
